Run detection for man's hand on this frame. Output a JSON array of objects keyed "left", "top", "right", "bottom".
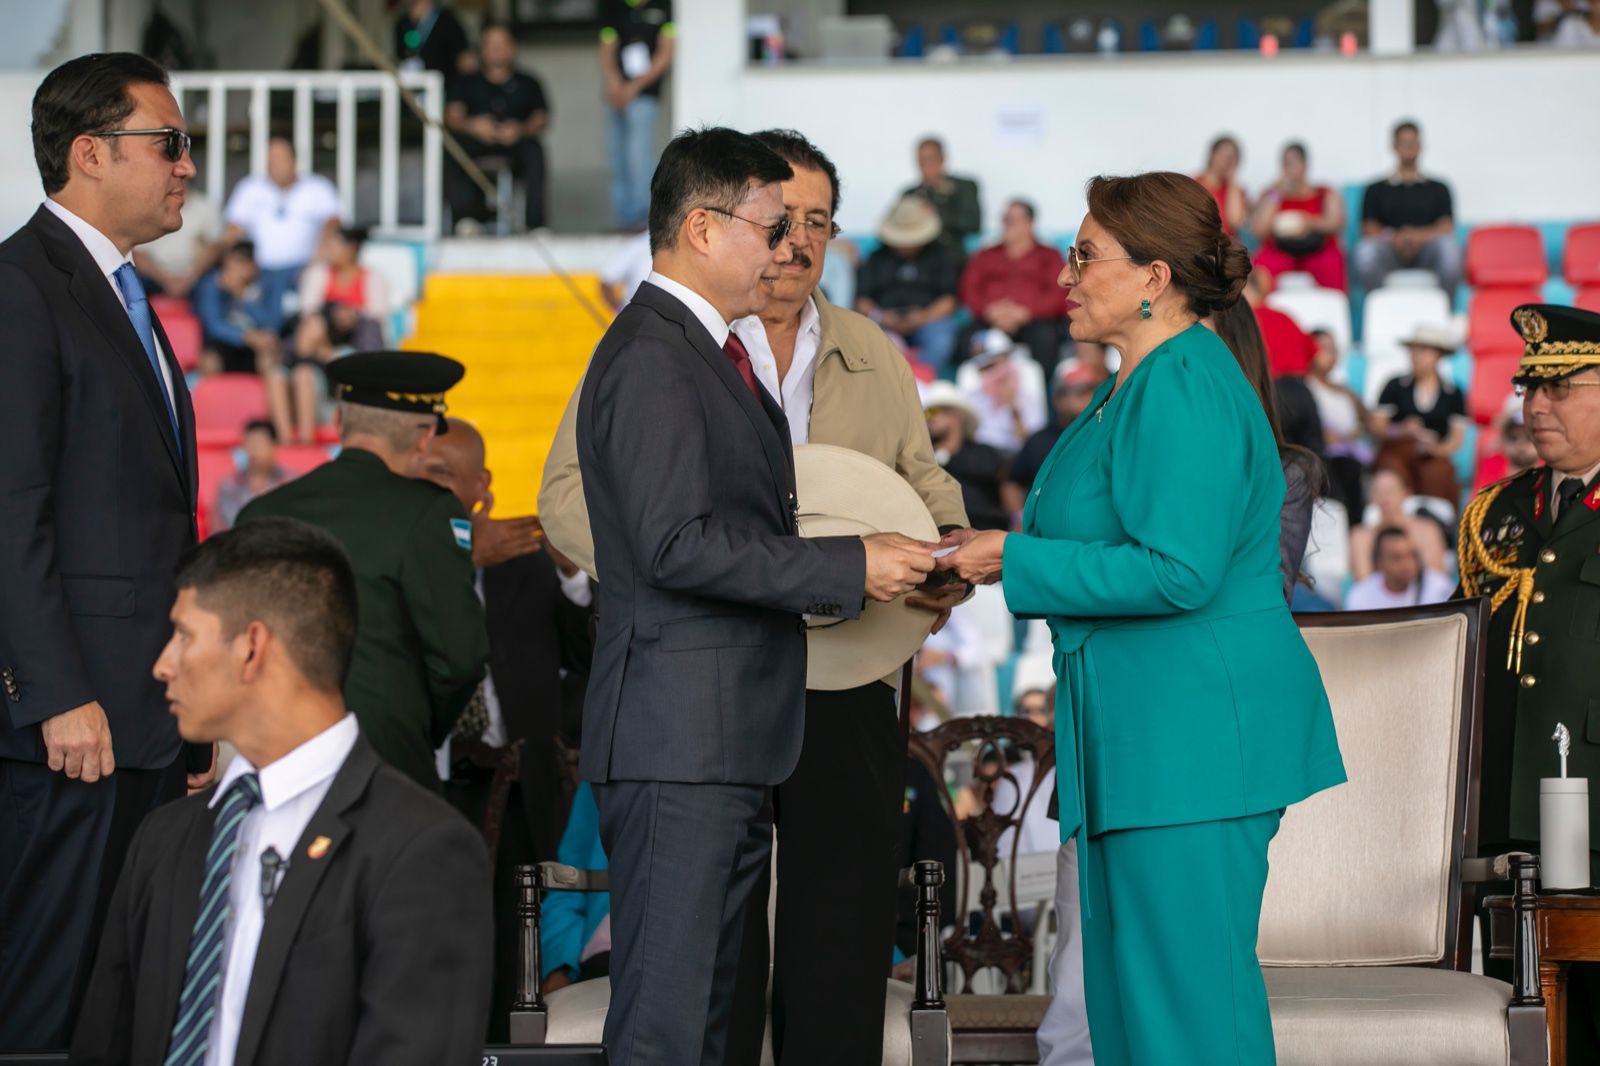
[
  {"left": 472, "top": 512, "right": 546, "bottom": 569},
  {"left": 545, "top": 540, "right": 581, "bottom": 579},
  {"left": 41, "top": 701, "right": 115, "bottom": 782},
  {"left": 469, "top": 115, "right": 500, "bottom": 142},
  {"left": 936, "top": 529, "right": 1007, "bottom": 586},
  {"left": 187, "top": 743, "right": 218, "bottom": 795},
  {"left": 862, "top": 533, "right": 937, "bottom": 603},
  {"left": 542, "top": 970, "right": 574, "bottom": 995},
  {"left": 905, "top": 581, "right": 967, "bottom": 635}
]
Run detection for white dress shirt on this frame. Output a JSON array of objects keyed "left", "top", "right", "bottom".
[
  {"left": 645, "top": 270, "right": 729, "bottom": 347},
  {"left": 205, "top": 714, "right": 360, "bottom": 1066},
  {"left": 44, "top": 198, "right": 178, "bottom": 409},
  {"left": 1552, "top": 460, "right": 1600, "bottom": 519},
  {"left": 733, "top": 296, "right": 822, "bottom": 444}
]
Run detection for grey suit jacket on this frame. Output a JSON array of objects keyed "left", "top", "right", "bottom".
[{"left": 576, "top": 281, "right": 867, "bottom": 786}]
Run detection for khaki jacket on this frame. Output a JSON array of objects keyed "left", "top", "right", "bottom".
[{"left": 538, "top": 289, "right": 967, "bottom": 578}]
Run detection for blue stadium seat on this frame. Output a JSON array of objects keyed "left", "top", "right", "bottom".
[
  {"left": 1294, "top": 17, "right": 1316, "bottom": 47},
  {"left": 1041, "top": 21, "right": 1066, "bottom": 54},
  {"left": 1195, "top": 19, "right": 1220, "bottom": 49},
  {"left": 900, "top": 24, "right": 924, "bottom": 58},
  {"left": 1237, "top": 17, "right": 1261, "bottom": 49},
  {"left": 1139, "top": 20, "right": 1161, "bottom": 51},
  {"left": 999, "top": 22, "right": 1021, "bottom": 54}
]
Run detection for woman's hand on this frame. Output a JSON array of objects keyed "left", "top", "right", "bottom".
[{"left": 936, "top": 529, "right": 1007, "bottom": 585}]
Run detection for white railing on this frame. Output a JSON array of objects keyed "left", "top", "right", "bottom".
[{"left": 169, "top": 70, "right": 443, "bottom": 241}]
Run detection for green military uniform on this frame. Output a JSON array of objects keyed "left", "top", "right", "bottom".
[
  {"left": 1458, "top": 303, "right": 1600, "bottom": 1059},
  {"left": 238, "top": 352, "right": 488, "bottom": 790}
]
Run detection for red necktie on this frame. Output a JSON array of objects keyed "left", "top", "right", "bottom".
[{"left": 723, "top": 333, "right": 761, "bottom": 400}]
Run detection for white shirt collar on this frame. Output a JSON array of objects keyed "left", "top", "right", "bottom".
[
  {"left": 44, "top": 198, "right": 132, "bottom": 279},
  {"left": 211, "top": 714, "right": 359, "bottom": 813},
  {"left": 646, "top": 270, "right": 730, "bottom": 348},
  {"left": 1554, "top": 460, "right": 1600, "bottom": 490}
]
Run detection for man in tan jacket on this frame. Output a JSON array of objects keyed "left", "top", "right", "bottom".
[{"left": 538, "top": 129, "right": 968, "bottom": 1064}]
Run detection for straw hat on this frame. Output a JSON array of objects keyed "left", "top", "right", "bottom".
[
  {"left": 920, "top": 380, "right": 979, "bottom": 439},
  {"left": 878, "top": 195, "right": 943, "bottom": 249},
  {"left": 1398, "top": 324, "right": 1459, "bottom": 353},
  {"left": 793, "top": 444, "right": 941, "bottom": 691}
]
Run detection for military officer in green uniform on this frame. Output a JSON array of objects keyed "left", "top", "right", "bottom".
[
  {"left": 238, "top": 351, "right": 488, "bottom": 790},
  {"left": 1458, "top": 303, "right": 1600, "bottom": 1060}
]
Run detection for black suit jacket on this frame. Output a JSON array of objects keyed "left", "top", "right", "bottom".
[
  {"left": 0, "top": 205, "right": 198, "bottom": 769},
  {"left": 575, "top": 281, "right": 867, "bottom": 787},
  {"left": 481, "top": 551, "right": 594, "bottom": 856},
  {"left": 71, "top": 734, "right": 494, "bottom": 1066}
]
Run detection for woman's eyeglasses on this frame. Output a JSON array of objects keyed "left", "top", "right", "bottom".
[
  {"left": 1066, "top": 245, "right": 1133, "bottom": 278},
  {"left": 1515, "top": 378, "right": 1600, "bottom": 402},
  {"left": 701, "top": 206, "right": 792, "bottom": 250},
  {"left": 90, "top": 127, "right": 192, "bottom": 163}
]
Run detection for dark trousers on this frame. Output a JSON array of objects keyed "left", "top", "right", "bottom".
[
  {"left": 728, "top": 682, "right": 907, "bottom": 1065},
  {"left": 0, "top": 755, "right": 185, "bottom": 1051},
  {"left": 955, "top": 317, "right": 1067, "bottom": 382},
  {"left": 446, "top": 134, "right": 547, "bottom": 231},
  {"left": 594, "top": 780, "right": 773, "bottom": 1066}
]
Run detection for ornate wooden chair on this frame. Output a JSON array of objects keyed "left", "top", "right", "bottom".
[{"left": 908, "top": 715, "right": 1056, "bottom": 1064}]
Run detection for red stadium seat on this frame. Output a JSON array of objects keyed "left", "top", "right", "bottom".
[
  {"left": 1465, "top": 226, "right": 1546, "bottom": 288},
  {"left": 275, "top": 443, "right": 334, "bottom": 476},
  {"left": 1576, "top": 285, "right": 1600, "bottom": 314},
  {"left": 1563, "top": 223, "right": 1600, "bottom": 286},
  {"left": 1467, "top": 287, "right": 1542, "bottom": 359},
  {"left": 149, "top": 294, "right": 189, "bottom": 322},
  {"left": 195, "top": 445, "right": 237, "bottom": 540},
  {"left": 162, "top": 310, "right": 203, "bottom": 373},
  {"left": 191, "top": 373, "right": 269, "bottom": 447},
  {"left": 1467, "top": 351, "right": 1522, "bottom": 426}
]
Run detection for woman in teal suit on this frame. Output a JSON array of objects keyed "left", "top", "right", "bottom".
[{"left": 940, "top": 172, "right": 1345, "bottom": 1065}]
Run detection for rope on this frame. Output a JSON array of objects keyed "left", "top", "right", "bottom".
[
  {"left": 315, "top": 0, "right": 612, "bottom": 328},
  {"left": 1457, "top": 479, "right": 1535, "bottom": 672}
]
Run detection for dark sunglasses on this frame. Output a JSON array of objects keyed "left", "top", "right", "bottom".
[
  {"left": 91, "top": 127, "right": 192, "bottom": 163},
  {"left": 701, "top": 206, "right": 792, "bottom": 250}
]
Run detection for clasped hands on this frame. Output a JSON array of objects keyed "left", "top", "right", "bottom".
[
  {"left": 860, "top": 527, "right": 1006, "bottom": 634},
  {"left": 933, "top": 527, "right": 1007, "bottom": 586}
]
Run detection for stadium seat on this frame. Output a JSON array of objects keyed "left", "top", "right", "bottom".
[
  {"left": 1359, "top": 286, "right": 1453, "bottom": 405},
  {"left": 1467, "top": 286, "right": 1541, "bottom": 358},
  {"left": 276, "top": 443, "right": 335, "bottom": 476},
  {"left": 1577, "top": 284, "right": 1600, "bottom": 314},
  {"left": 160, "top": 309, "right": 203, "bottom": 373},
  {"left": 1562, "top": 222, "right": 1600, "bottom": 286},
  {"left": 1464, "top": 225, "right": 1546, "bottom": 288},
  {"left": 149, "top": 295, "right": 189, "bottom": 322},
  {"left": 191, "top": 373, "right": 270, "bottom": 447},
  {"left": 360, "top": 242, "right": 422, "bottom": 313},
  {"left": 1268, "top": 284, "right": 1353, "bottom": 359},
  {"left": 195, "top": 445, "right": 237, "bottom": 540},
  {"left": 1466, "top": 351, "right": 1521, "bottom": 426}
]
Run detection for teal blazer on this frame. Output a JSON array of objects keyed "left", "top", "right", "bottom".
[{"left": 1003, "top": 323, "right": 1345, "bottom": 841}]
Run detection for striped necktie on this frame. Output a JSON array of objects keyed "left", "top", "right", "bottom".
[{"left": 165, "top": 773, "right": 263, "bottom": 1066}]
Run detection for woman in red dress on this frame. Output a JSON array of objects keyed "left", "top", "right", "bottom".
[
  {"left": 1195, "top": 134, "right": 1247, "bottom": 235},
  {"left": 1250, "top": 142, "right": 1347, "bottom": 292}
]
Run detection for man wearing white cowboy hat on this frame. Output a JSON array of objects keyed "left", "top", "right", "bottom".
[
  {"left": 855, "top": 194, "right": 963, "bottom": 372},
  {"left": 1372, "top": 321, "right": 1469, "bottom": 503},
  {"left": 539, "top": 130, "right": 971, "bottom": 1065},
  {"left": 922, "top": 379, "right": 1010, "bottom": 532}
]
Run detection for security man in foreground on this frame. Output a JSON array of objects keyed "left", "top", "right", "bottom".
[
  {"left": 238, "top": 351, "right": 488, "bottom": 790},
  {"left": 1458, "top": 303, "right": 1600, "bottom": 1060}
]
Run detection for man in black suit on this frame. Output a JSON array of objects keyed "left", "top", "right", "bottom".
[
  {"left": 0, "top": 53, "right": 206, "bottom": 1051},
  {"left": 423, "top": 416, "right": 595, "bottom": 1041},
  {"left": 575, "top": 126, "right": 936, "bottom": 1066},
  {"left": 72, "top": 517, "right": 494, "bottom": 1066}
]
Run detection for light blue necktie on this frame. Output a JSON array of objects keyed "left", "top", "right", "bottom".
[
  {"left": 112, "top": 262, "right": 182, "bottom": 452},
  {"left": 165, "top": 773, "right": 262, "bottom": 1066}
]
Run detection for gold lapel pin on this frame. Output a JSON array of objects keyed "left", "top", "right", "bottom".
[{"left": 307, "top": 835, "right": 332, "bottom": 860}]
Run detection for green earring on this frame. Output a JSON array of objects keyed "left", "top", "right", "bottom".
[{"left": 1139, "top": 299, "right": 1152, "bottom": 320}]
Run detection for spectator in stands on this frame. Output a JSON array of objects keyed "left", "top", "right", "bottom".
[
  {"left": 222, "top": 137, "right": 342, "bottom": 329},
  {"left": 923, "top": 381, "right": 1009, "bottom": 530},
  {"left": 600, "top": 0, "right": 674, "bottom": 230},
  {"left": 1004, "top": 361, "right": 1101, "bottom": 517},
  {"left": 957, "top": 198, "right": 1068, "bottom": 376},
  {"left": 1355, "top": 120, "right": 1461, "bottom": 294},
  {"left": 1350, "top": 468, "right": 1451, "bottom": 581},
  {"left": 1242, "top": 268, "right": 1317, "bottom": 378},
  {"left": 599, "top": 228, "right": 653, "bottom": 311},
  {"left": 1536, "top": 0, "right": 1591, "bottom": 39},
  {"left": 1344, "top": 525, "right": 1455, "bottom": 609},
  {"left": 1475, "top": 396, "right": 1540, "bottom": 489},
  {"left": 1195, "top": 134, "right": 1247, "bottom": 235},
  {"left": 1306, "top": 328, "right": 1374, "bottom": 524},
  {"left": 213, "top": 420, "right": 292, "bottom": 532},
  {"left": 965, "top": 328, "right": 1048, "bottom": 454},
  {"left": 1551, "top": 4, "right": 1600, "bottom": 43},
  {"left": 540, "top": 781, "right": 611, "bottom": 993},
  {"left": 192, "top": 241, "right": 279, "bottom": 377},
  {"left": 1373, "top": 324, "right": 1468, "bottom": 503},
  {"left": 902, "top": 136, "right": 981, "bottom": 251},
  {"left": 994, "top": 668, "right": 1061, "bottom": 858},
  {"left": 1250, "top": 142, "right": 1347, "bottom": 292},
  {"left": 395, "top": 0, "right": 476, "bottom": 82},
  {"left": 444, "top": 22, "right": 551, "bottom": 234},
  {"left": 857, "top": 196, "right": 962, "bottom": 371},
  {"left": 134, "top": 188, "right": 221, "bottom": 297}
]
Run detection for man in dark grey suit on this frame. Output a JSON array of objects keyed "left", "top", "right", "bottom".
[
  {"left": 72, "top": 518, "right": 493, "bottom": 1066},
  {"left": 0, "top": 53, "right": 207, "bottom": 1051},
  {"left": 575, "top": 127, "right": 935, "bottom": 1066}
]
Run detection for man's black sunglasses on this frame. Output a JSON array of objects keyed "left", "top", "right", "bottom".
[
  {"left": 701, "top": 206, "right": 792, "bottom": 250},
  {"left": 90, "top": 127, "right": 192, "bottom": 163}
]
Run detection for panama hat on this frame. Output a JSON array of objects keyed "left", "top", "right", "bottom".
[
  {"left": 793, "top": 444, "right": 940, "bottom": 691},
  {"left": 878, "top": 195, "right": 943, "bottom": 249},
  {"left": 919, "top": 380, "right": 979, "bottom": 440},
  {"left": 1398, "top": 324, "right": 1459, "bottom": 353}
]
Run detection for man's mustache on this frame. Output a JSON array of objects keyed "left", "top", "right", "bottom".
[{"left": 788, "top": 251, "right": 812, "bottom": 270}]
